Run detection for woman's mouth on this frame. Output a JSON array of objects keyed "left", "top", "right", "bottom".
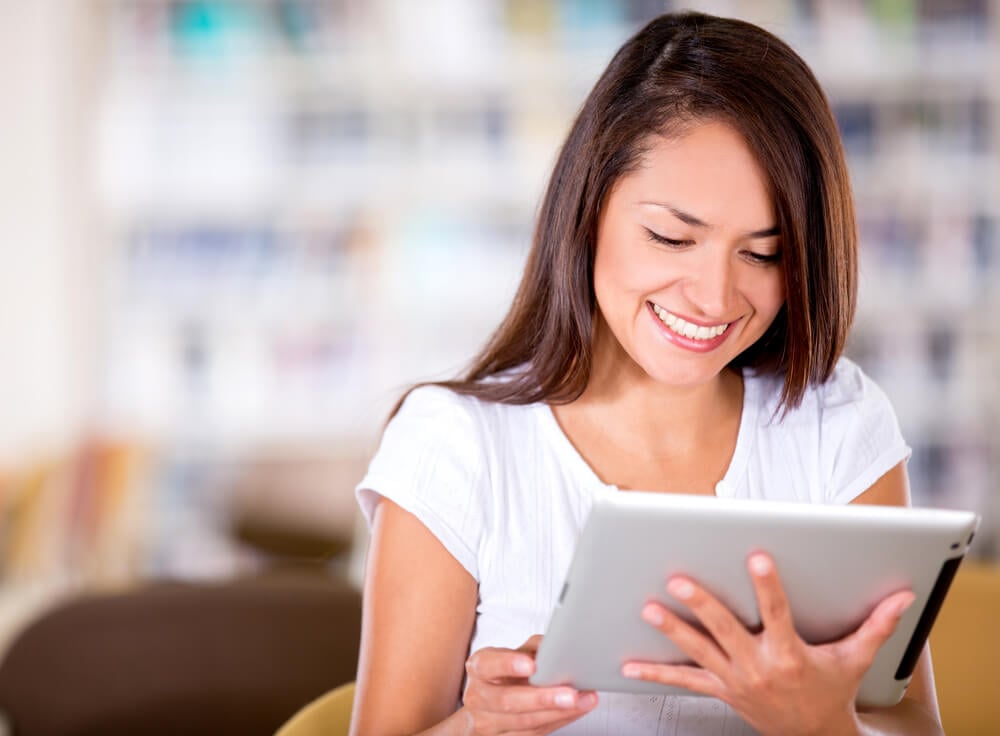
[{"left": 650, "top": 303, "right": 730, "bottom": 341}]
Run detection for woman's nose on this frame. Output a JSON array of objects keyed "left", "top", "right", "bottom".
[{"left": 683, "top": 246, "right": 737, "bottom": 318}]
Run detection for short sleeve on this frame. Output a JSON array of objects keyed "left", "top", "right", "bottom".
[
  {"left": 820, "top": 359, "right": 912, "bottom": 504},
  {"left": 356, "top": 385, "right": 487, "bottom": 580}
]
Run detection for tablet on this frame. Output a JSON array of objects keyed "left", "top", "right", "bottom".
[{"left": 530, "top": 492, "right": 979, "bottom": 707}]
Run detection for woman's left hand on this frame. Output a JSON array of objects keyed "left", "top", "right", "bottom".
[{"left": 621, "top": 553, "right": 916, "bottom": 736}]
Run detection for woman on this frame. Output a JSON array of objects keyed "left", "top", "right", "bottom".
[{"left": 350, "top": 12, "right": 943, "bottom": 736}]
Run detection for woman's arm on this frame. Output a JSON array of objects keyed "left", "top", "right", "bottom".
[
  {"left": 350, "top": 498, "right": 479, "bottom": 735},
  {"left": 848, "top": 462, "right": 943, "bottom": 736},
  {"left": 351, "top": 498, "right": 597, "bottom": 736}
]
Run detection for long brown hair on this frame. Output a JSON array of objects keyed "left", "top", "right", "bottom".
[{"left": 396, "top": 11, "right": 856, "bottom": 417}]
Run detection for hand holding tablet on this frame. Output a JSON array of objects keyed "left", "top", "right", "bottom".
[
  {"left": 620, "top": 550, "right": 918, "bottom": 734},
  {"left": 530, "top": 493, "right": 979, "bottom": 709},
  {"left": 462, "top": 635, "right": 598, "bottom": 734}
]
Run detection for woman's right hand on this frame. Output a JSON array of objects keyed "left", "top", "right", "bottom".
[{"left": 460, "top": 635, "right": 599, "bottom": 735}]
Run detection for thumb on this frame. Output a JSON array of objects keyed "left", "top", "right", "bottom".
[{"left": 518, "top": 634, "right": 544, "bottom": 655}]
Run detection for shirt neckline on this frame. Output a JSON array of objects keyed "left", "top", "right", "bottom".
[{"left": 537, "top": 369, "right": 759, "bottom": 498}]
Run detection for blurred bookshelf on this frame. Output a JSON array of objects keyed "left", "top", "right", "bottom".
[{"left": 2, "top": 0, "right": 999, "bottom": 651}]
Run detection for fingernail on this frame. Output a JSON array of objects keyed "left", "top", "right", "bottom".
[
  {"left": 514, "top": 658, "right": 533, "bottom": 676},
  {"left": 622, "top": 664, "right": 641, "bottom": 678},
  {"left": 895, "top": 593, "right": 916, "bottom": 617},
  {"left": 579, "top": 692, "right": 598, "bottom": 708},
  {"left": 750, "top": 554, "right": 771, "bottom": 576},
  {"left": 668, "top": 578, "right": 694, "bottom": 599},
  {"left": 642, "top": 603, "right": 664, "bottom": 625},
  {"left": 554, "top": 692, "right": 575, "bottom": 708}
]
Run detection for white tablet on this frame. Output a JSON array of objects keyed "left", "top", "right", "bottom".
[{"left": 530, "top": 492, "right": 979, "bottom": 707}]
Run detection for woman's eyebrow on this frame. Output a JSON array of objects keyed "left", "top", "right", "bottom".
[
  {"left": 638, "top": 200, "right": 780, "bottom": 239},
  {"left": 746, "top": 224, "right": 781, "bottom": 239}
]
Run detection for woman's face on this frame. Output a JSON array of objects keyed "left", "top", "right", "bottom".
[{"left": 592, "top": 119, "right": 786, "bottom": 389}]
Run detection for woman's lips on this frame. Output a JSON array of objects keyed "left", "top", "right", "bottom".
[{"left": 647, "top": 301, "right": 735, "bottom": 352}]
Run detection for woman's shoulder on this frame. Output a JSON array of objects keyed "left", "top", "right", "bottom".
[
  {"left": 811, "top": 358, "right": 899, "bottom": 437},
  {"left": 393, "top": 380, "right": 542, "bottom": 437},
  {"left": 746, "top": 357, "right": 893, "bottom": 427},
  {"left": 390, "top": 384, "right": 488, "bottom": 442},
  {"left": 814, "top": 357, "right": 887, "bottom": 410},
  {"left": 396, "top": 383, "right": 480, "bottom": 416}
]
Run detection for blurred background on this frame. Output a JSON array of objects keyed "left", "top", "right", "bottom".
[{"left": 0, "top": 0, "right": 998, "bottom": 730}]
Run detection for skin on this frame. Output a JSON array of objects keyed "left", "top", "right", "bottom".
[{"left": 350, "top": 121, "right": 943, "bottom": 735}]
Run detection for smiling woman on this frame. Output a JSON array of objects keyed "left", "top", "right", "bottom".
[
  {"left": 350, "top": 11, "right": 942, "bottom": 736},
  {"left": 591, "top": 122, "right": 786, "bottom": 390}
]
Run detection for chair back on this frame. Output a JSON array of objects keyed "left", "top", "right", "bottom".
[
  {"left": 0, "top": 576, "right": 361, "bottom": 736},
  {"left": 275, "top": 681, "right": 354, "bottom": 736}
]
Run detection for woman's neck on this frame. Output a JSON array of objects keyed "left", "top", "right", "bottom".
[
  {"left": 551, "top": 344, "right": 744, "bottom": 492},
  {"left": 583, "top": 319, "right": 741, "bottom": 437},
  {"left": 581, "top": 364, "right": 739, "bottom": 453}
]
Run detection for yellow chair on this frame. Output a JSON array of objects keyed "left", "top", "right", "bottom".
[
  {"left": 930, "top": 562, "right": 1000, "bottom": 736},
  {"left": 275, "top": 681, "right": 355, "bottom": 736}
]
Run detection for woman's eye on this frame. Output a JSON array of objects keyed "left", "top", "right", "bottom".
[
  {"left": 644, "top": 228, "right": 692, "bottom": 247},
  {"left": 744, "top": 250, "right": 782, "bottom": 265}
]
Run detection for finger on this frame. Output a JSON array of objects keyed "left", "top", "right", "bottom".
[
  {"left": 622, "top": 660, "right": 725, "bottom": 699},
  {"left": 495, "top": 699, "right": 598, "bottom": 735},
  {"left": 508, "top": 703, "right": 599, "bottom": 736},
  {"left": 666, "top": 576, "right": 755, "bottom": 660},
  {"left": 841, "top": 590, "right": 916, "bottom": 673},
  {"left": 747, "top": 552, "right": 797, "bottom": 639},
  {"left": 467, "top": 647, "right": 536, "bottom": 682},
  {"left": 640, "top": 601, "right": 729, "bottom": 673},
  {"left": 464, "top": 682, "right": 594, "bottom": 714},
  {"left": 517, "top": 634, "right": 544, "bottom": 655}
]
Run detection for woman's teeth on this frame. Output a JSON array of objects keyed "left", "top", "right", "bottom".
[{"left": 651, "top": 303, "right": 728, "bottom": 340}]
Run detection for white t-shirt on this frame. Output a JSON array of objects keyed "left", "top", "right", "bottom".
[{"left": 356, "top": 358, "right": 911, "bottom": 735}]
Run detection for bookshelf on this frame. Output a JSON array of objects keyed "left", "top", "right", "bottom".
[{"left": 2, "top": 0, "right": 998, "bottom": 655}]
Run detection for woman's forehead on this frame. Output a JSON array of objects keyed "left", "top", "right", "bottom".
[{"left": 618, "top": 122, "right": 776, "bottom": 231}]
